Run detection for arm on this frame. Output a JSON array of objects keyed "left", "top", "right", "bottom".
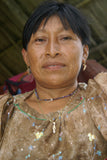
[
  {"left": 0, "top": 94, "right": 14, "bottom": 145},
  {"left": 87, "top": 72, "right": 107, "bottom": 140},
  {"left": 94, "top": 72, "right": 107, "bottom": 96}
]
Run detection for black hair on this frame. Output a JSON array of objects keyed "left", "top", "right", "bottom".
[{"left": 22, "top": 0, "right": 90, "bottom": 50}]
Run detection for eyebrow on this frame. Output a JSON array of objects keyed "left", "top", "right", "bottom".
[{"left": 36, "top": 29, "right": 47, "bottom": 33}]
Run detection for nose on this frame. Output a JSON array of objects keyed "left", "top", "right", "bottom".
[{"left": 46, "top": 38, "right": 61, "bottom": 57}]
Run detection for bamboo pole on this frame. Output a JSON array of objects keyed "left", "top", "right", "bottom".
[
  {"left": 0, "top": 27, "right": 20, "bottom": 53},
  {"left": 90, "top": 42, "right": 107, "bottom": 54},
  {"left": 0, "top": 62, "right": 13, "bottom": 76},
  {"left": 0, "top": 40, "right": 22, "bottom": 59},
  {"left": 1, "top": 0, "right": 28, "bottom": 27},
  {"left": 76, "top": 0, "right": 92, "bottom": 8}
]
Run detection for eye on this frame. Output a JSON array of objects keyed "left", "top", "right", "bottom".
[
  {"left": 35, "top": 38, "right": 45, "bottom": 42},
  {"left": 34, "top": 37, "right": 47, "bottom": 45},
  {"left": 61, "top": 36, "right": 72, "bottom": 40}
]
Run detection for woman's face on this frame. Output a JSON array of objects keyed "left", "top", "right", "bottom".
[{"left": 22, "top": 16, "right": 88, "bottom": 89}]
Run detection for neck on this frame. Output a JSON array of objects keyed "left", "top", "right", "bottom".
[{"left": 35, "top": 81, "right": 78, "bottom": 100}]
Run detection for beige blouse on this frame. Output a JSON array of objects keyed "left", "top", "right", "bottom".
[{"left": 0, "top": 72, "right": 107, "bottom": 160}]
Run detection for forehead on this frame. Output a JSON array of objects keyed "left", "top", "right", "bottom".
[{"left": 36, "top": 15, "right": 70, "bottom": 32}]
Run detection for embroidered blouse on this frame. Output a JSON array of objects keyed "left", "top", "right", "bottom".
[{"left": 0, "top": 72, "right": 107, "bottom": 160}]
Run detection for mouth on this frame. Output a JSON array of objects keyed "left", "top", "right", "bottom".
[{"left": 42, "top": 62, "right": 65, "bottom": 70}]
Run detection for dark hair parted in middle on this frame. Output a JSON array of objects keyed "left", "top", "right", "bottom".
[{"left": 23, "top": 0, "right": 90, "bottom": 50}]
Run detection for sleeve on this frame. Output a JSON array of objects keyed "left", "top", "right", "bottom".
[
  {"left": 94, "top": 72, "right": 107, "bottom": 96},
  {"left": 87, "top": 72, "right": 107, "bottom": 141},
  {"left": 0, "top": 94, "right": 11, "bottom": 142}
]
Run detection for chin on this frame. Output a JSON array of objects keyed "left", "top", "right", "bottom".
[
  {"left": 39, "top": 78, "right": 73, "bottom": 89},
  {"left": 37, "top": 78, "right": 63, "bottom": 88}
]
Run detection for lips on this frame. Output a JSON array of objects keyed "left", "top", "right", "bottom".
[{"left": 42, "top": 62, "right": 65, "bottom": 70}]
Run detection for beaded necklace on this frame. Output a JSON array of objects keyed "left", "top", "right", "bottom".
[
  {"left": 36, "top": 89, "right": 78, "bottom": 134},
  {"left": 33, "top": 86, "right": 79, "bottom": 133},
  {"left": 35, "top": 87, "right": 78, "bottom": 101},
  {"left": 14, "top": 88, "right": 85, "bottom": 134}
]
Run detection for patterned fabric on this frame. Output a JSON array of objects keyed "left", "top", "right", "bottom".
[
  {"left": 5, "top": 71, "right": 36, "bottom": 95},
  {"left": 0, "top": 72, "right": 107, "bottom": 160}
]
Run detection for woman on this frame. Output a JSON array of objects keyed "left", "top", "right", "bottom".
[{"left": 0, "top": 1, "right": 107, "bottom": 160}]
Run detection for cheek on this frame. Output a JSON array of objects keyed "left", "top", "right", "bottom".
[
  {"left": 27, "top": 49, "right": 42, "bottom": 66},
  {"left": 66, "top": 46, "right": 83, "bottom": 72},
  {"left": 67, "top": 47, "right": 83, "bottom": 63},
  {"left": 64, "top": 41, "right": 83, "bottom": 54}
]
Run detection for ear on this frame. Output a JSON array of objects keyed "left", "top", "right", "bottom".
[
  {"left": 82, "top": 45, "right": 89, "bottom": 64},
  {"left": 22, "top": 48, "right": 30, "bottom": 66}
]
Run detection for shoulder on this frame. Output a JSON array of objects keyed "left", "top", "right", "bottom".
[
  {"left": 0, "top": 91, "right": 33, "bottom": 141},
  {"left": 87, "top": 72, "right": 107, "bottom": 96},
  {"left": 0, "top": 93, "right": 11, "bottom": 141},
  {"left": 0, "top": 93, "right": 10, "bottom": 103},
  {"left": 0, "top": 93, "right": 10, "bottom": 114},
  {"left": 0, "top": 91, "right": 28, "bottom": 113},
  {"left": 86, "top": 72, "right": 107, "bottom": 141},
  {"left": 0, "top": 91, "right": 32, "bottom": 114},
  {"left": 13, "top": 90, "right": 34, "bottom": 104}
]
